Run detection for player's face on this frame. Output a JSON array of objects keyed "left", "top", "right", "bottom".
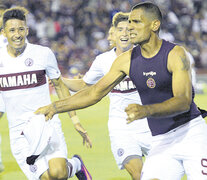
[
  {"left": 114, "top": 21, "right": 132, "bottom": 51},
  {"left": 128, "top": 9, "right": 152, "bottom": 45},
  {"left": 3, "top": 19, "right": 28, "bottom": 50},
  {"left": 107, "top": 26, "right": 116, "bottom": 48}
]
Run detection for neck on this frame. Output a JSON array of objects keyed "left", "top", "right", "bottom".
[
  {"left": 140, "top": 33, "right": 162, "bottom": 59},
  {"left": 7, "top": 44, "right": 27, "bottom": 57}
]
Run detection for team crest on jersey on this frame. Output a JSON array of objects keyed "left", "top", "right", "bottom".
[
  {"left": 117, "top": 148, "right": 124, "bottom": 157},
  {"left": 30, "top": 164, "right": 37, "bottom": 173},
  {"left": 25, "top": 58, "right": 34, "bottom": 67},
  {"left": 146, "top": 78, "right": 156, "bottom": 88}
]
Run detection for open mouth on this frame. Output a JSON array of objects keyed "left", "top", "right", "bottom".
[
  {"left": 13, "top": 39, "right": 23, "bottom": 45},
  {"left": 120, "top": 38, "right": 129, "bottom": 43}
]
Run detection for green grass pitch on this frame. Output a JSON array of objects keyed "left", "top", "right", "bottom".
[{"left": 0, "top": 93, "right": 206, "bottom": 179}]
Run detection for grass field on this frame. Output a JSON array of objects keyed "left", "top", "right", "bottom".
[{"left": 0, "top": 92, "right": 207, "bottom": 180}]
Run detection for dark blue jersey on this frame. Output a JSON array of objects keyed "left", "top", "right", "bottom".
[{"left": 129, "top": 40, "right": 201, "bottom": 136}]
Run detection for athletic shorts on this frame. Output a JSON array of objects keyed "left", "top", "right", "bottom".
[
  {"left": 109, "top": 122, "right": 152, "bottom": 169},
  {"left": 141, "top": 115, "right": 207, "bottom": 180},
  {"left": 9, "top": 114, "right": 67, "bottom": 180}
]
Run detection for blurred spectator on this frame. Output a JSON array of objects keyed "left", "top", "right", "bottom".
[{"left": 0, "top": 0, "right": 207, "bottom": 75}]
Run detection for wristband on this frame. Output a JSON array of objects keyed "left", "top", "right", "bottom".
[{"left": 71, "top": 116, "right": 80, "bottom": 124}]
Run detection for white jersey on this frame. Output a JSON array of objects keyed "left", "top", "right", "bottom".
[
  {"left": 0, "top": 34, "right": 8, "bottom": 48},
  {"left": 0, "top": 43, "right": 61, "bottom": 129},
  {"left": 83, "top": 48, "right": 150, "bottom": 133},
  {"left": 0, "top": 35, "right": 7, "bottom": 113}
]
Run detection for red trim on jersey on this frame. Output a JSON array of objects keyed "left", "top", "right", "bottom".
[{"left": 0, "top": 70, "right": 46, "bottom": 91}]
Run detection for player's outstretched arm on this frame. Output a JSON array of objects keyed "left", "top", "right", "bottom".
[
  {"left": 126, "top": 46, "right": 192, "bottom": 123},
  {"left": 35, "top": 50, "right": 131, "bottom": 121},
  {"left": 61, "top": 77, "right": 88, "bottom": 92}
]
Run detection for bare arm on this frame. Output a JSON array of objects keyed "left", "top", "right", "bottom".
[
  {"left": 51, "top": 77, "right": 78, "bottom": 117},
  {"left": 35, "top": 50, "right": 131, "bottom": 120},
  {"left": 126, "top": 46, "right": 192, "bottom": 122},
  {"left": 61, "top": 77, "right": 89, "bottom": 92},
  {"left": 53, "top": 67, "right": 125, "bottom": 112}
]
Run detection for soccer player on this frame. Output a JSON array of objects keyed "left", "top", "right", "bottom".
[
  {"left": 107, "top": 25, "right": 116, "bottom": 49},
  {"left": 62, "top": 12, "right": 151, "bottom": 180},
  {"left": 0, "top": 4, "right": 7, "bottom": 173},
  {"left": 0, "top": 4, "right": 7, "bottom": 47},
  {"left": 0, "top": 94, "right": 5, "bottom": 173},
  {"left": 0, "top": 7, "right": 92, "bottom": 180},
  {"left": 36, "top": 2, "right": 207, "bottom": 180}
]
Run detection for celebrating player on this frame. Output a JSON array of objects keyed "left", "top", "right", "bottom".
[
  {"left": 36, "top": 2, "right": 207, "bottom": 180},
  {"left": 0, "top": 4, "right": 8, "bottom": 173},
  {"left": 62, "top": 12, "right": 152, "bottom": 180},
  {"left": 0, "top": 7, "right": 92, "bottom": 180}
]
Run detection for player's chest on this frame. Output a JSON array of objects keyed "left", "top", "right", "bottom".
[{"left": 0, "top": 55, "right": 45, "bottom": 74}]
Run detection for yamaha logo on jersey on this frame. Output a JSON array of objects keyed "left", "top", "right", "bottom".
[
  {"left": 117, "top": 148, "right": 124, "bottom": 157},
  {"left": 25, "top": 58, "right": 34, "bottom": 67},
  {"left": 146, "top": 78, "right": 156, "bottom": 88},
  {"left": 30, "top": 164, "right": 37, "bottom": 173}
]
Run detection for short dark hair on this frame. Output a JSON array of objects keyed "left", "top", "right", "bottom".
[
  {"left": 3, "top": 7, "right": 28, "bottom": 27},
  {"left": 112, "top": 12, "right": 129, "bottom": 27},
  {"left": 132, "top": 2, "right": 162, "bottom": 22}
]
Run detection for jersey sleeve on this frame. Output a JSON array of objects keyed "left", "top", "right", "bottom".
[
  {"left": 45, "top": 48, "right": 61, "bottom": 79},
  {"left": 0, "top": 93, "right": 5, "bottom": 112},
  {"left": 83, "top": 56, "right": 104, "bottom": 84}
]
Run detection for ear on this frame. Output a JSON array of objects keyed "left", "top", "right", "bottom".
[
  {"left": 151, "top": 20, "right": 161, "bottom": 32},
  {"left": 1, "top": 28, "right": 6, "bottom": 37}
]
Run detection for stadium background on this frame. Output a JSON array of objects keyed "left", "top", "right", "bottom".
[{"left": 0, "top": 0, "right": 207, "bottom": 179}]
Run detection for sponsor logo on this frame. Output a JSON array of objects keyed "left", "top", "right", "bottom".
[
  {"left": 30, "top": 164, "right": 37, "bottom": 173},
  {"left": 0, "top": 74, "right": 37, "bottom": 88},
  {"left": 117, "top": 148, "right": 124, "bottom": 157},
  {"left": 146, "top": 78, "right": 156, "bottom": 88},
  {"left": 143, "top": 71, "right": 156, "bottom": 77},
  {"left": 0, "top": 70, "right": 46, "bottom": 91},
  {"left": 25, "top": 58, "right": 34, "bottom": 67}
]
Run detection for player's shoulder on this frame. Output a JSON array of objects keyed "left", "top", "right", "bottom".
[
  {"left": 169, "top": 44, "right": 186, "bottom": 57},
  {"left": 116, "top": 48, "right": 132, "bottom": 62},
  {"left": 27, "top": 43, "right": 52, "bottom": 54},
  {"left": 96, "top": 48, "right": 116, "bottom": 60},
  {"left": 0, "top": 46, "right": 8, "bottom": 56}
]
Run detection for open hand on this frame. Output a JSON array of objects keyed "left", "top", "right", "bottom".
[{"left": 74, "top": 123, "right": 92, "bottom": 148}]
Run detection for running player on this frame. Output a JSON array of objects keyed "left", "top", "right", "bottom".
[
  {"left": 107, "top": 25, "right": 116, "bottom": 49},
  {"left": 0, "top": 4, "right": 7, "bottom": 47},
  {"left": 62, "top": 12, "right": 151, "bottom": 180},
  {"left": 36, "top": 2, "right": 207, "bottom": 180},
  {"left": 0, "top": 4, "right": 7, "bottom": 173},
  {"left": 0, "top": 93, "right": 5, "bottom": 173},
  {"left": 0, "top": 7, "right": 92, "bottom": 180}
]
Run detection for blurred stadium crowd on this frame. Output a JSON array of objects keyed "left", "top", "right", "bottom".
[{"left": 1, "top": 0, "right": 207, "bottom": 77}]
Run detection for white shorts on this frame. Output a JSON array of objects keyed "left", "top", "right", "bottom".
[
  {"left": 141, "top": 115, "right": 207, "bottom": 180},
  {"left": 9, "top": 114, "right": 67, "bottom": 180},
  {"left": 109, "top": 127, "right": 152, "bottom": 169}
]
